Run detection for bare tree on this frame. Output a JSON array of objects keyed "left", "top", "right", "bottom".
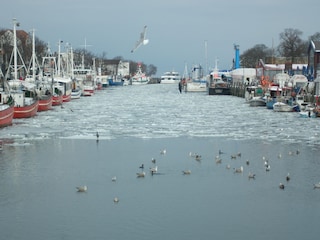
[
  {"left": 146, "top": 64, "right": 157, "bottom": 76},
  {"left": 240, "top": 44, "right": 270, "bottom": 67},
  {"left": 309, "top": 32, "right": 320, "bottom": 42},
  {"left": 278, "top": 28, "right": 307, "bottom": 62}
]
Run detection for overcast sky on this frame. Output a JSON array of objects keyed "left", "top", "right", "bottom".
[{"left": 1, "top": 0, "right": 319, "bottom": 76}]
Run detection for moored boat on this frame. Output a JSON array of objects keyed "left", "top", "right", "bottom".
[
  {"left": 185, "top": 64, "right": 207, "bottom": 92},
  {"left": 54, "top": 77, "right": 72, "bottom": 102},
  {"left": 0, "top": 94, "right": 14, "bottom": 127},
  {"left": 52, "top": 93, "right": 63, "bottom": 106},
  {"left": 131, "top": 63, "right": 150, "bottom": 85},
  {"left": 249, "top": 97, "right": 266, "bottom": 107},
  {"left": 273, "top": 102, "right": 294, "bottom": 112},
  {"left": 13, "top": 97, "right": 39, "bottom": 118},
  {"left": 160, "top": 71, "right": 181, "bottom": 84},
  {"left": 71, "top": 88, "right": 82, "bottom": 99},
  {"left": 108, "top": 76, "right": 129, "bottom": 86},
  {"left": 6, "top": 19, "right": 39, "bottom": 118},
  {"left": 8, "top": 81, "right": 39, "bottom": 118},
  {"left": 70, "top": 79, "right": 82, "bottom": 99},
  {"left": 208, "top": 73, "right": 231, "bottom": 95},
  {"left": 245, "top": 85, "right": 266, "bottom": 106},
  {"left": 38, "top": 93, "right": 52, "bottom": 111}
]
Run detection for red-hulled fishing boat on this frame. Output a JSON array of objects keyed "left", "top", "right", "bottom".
[
  {"left": 10, "top": 87, "right": 39, "bottom": 118},
  {"left": 0, "top": 99, "right": 14, "bottom": 127},
  {"left": 38, "top": 94, "right": 52, "bottom": 111}
]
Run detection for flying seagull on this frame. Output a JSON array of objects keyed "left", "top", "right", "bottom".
[{"left": 131, "top": 25, "right": 149, "bottom": 53}]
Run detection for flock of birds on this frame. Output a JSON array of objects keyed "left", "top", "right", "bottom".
[
  {"left": 213, "top": 149, "right": 317, "bottom": 190},
  {"left": 75, "top": 146, "right": 320, "bottom": 203}
]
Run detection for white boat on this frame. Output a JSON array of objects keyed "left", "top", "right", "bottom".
[
  {"left": 273, "top": 102, "right": 294, "bottom": 112},
  {"left": 71, "top": 84, "right": 82, "bottom": 99},
  {"left": 73, "top": 57, "right": 96, "bottom": 96},
  {"left": 185, "top": 64, "right": 207, "bottom": 92},
  {"left": 131, "top": 63, "right": 150, "bottom": 85},
  {"left": 249, "top": 97, "right": 266, "bottom": 107},
  {"left": 160, "top": 71, "right": 181, "bottom": 84},
  {"left": 299, "top": 110, "right": 316, "bottom": 118}
]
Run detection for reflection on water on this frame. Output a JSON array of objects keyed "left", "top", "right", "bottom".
[{"left": 1, "top": 84, "right": 320, "bottom": 240}]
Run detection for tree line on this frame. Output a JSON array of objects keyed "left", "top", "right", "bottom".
[{"left": 240, "top": 28, "right": 320, "bottom": 68}]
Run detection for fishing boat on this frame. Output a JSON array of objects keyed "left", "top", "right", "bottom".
[
  {"left": 0, "top": 89, "right": 14, "bottom": 127},
  {"left": 208, "top": 72, "right": 231, "bottom": 95},
  {"left": 246, "top": 86, "right": 266, "bottom": 107},
  {"left": 53, "top": 77, "right": 72, "bottom": 102},
  {"left": 160, "top": 71, "right": 181, "bottom": 84},
  {"left": 131, "top": 63, "right": 150, "bottom": 85},
  {"left": 208, "top": 60, "right": 231, "bottom": 95},
  {"left": 108, "top": 75, "right": 129, "bottom": 86},
  {"left": 185, "top": 64, "right": 207, "bottom": 92},
  {"left": 71, "top": 79, "right": 82, "bottom": 99},
  {"left": 24, "top": 29, "right": 52, "bottom": 112},
  {"left": 52, "top": 92, "right": 63, "bottom": 106},
  {"left": 5, "top": 19, "right": 39, "bottom": 118},
  {"left": 37, "top": 91, "right": 52, "bottom": 111},
  {"left": 0, "top": 69, "right": 14, "bottom": 127},
  {"left": 265, "top": 85, "right": 282, "bottom": 109},
  {"left": 273, "top": 102, "right": 294, "bottom": 112},
  {"left": 73, "top": 57, "right": 96, "bottom": 96}
]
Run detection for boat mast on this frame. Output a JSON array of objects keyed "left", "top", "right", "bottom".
[
  {"left": 57, "top": 40, "right": 62, "bottom": 76},
  {"left": 31, "top": 29, "right": 36, "bottom": 80},
  {"left": 13, "top": 18, "right": 19, "bottom": 80},
  {"left": 205, "top": 40, "right": 208, "bottom": 75}
]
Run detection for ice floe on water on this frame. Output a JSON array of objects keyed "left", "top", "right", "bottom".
[{"left": 1, "top": 84, "right": 320, "bottom": 147}]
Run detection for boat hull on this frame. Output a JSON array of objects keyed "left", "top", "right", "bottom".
[
  {"left": 38, "top": 95, "right": 53, "bottom": 111},
  {"left": 0, "top": 105, "right": 14, "bottom": 127},
  {"left": 249, "top": 98, "right": 266, "bottom": 107},
  {"left": 62, "top": 94, "right": 71, "bottom": 102},
  {"left": 82, "top": 87, "right": 94, "bottom": 96},
  {"left": 13, "top": 100, "right": 39, "bottom": 118},
  {"left": 71, "top": 89, "right": 82, "bottom": 99},
  {"left": 208, "top": 87, "right": 231, "bottom": 95},
  {"left": 186, "top": 82, "right": 207, "bottom": 92},
  {"left": 273, "top": 102, "right": 293, "bottom": 112},
  {"left": 52, "top": 94, "right": 63, "bottom": 106},
  {"left": 108, "top": 79, "right": 125, "bottom": 86}
]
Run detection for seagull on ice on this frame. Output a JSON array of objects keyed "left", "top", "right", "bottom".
[
  {"left": 234, "top": 166, "right": 243, "bottom": 173},
  {"left": 96, "top": 132, "right": 99, "bottom": 140},
  {"left": 286, "top": 173, "right": 290, "bottom": 181},
  {"left": 182, "top": 170, "right": 191, "bottom": 175},
  {"left": 215, "top": 157, "right": 222, "bottom": 164},
  {"left": 150, "top": 166, "right": 158, "bottom": 175},
  {"left": 76, "top": 185, "right": 87, "bottom": 192},
  {"left": 136, "top": 171, "right": 146, "bottom": 178},
  {"left": 111, "top": 176, "right": 117, "bottom": 182},
  {"left": 160, "top": 149, "right": 166, "bottom": 155},
  {"left": 313, "top": 182, "right": 320, "bottom": 189},
  {"left": 279, "top": 183, "right": 285, "bottom": 189},
  {"left": 113, "top": 197, "right": 119, "bottom": 203},
  {"left": 248, "top": 172, "right": 256, "bottom": 179},
  {"left": 131, "top": 25, "right": 149, "bottom": 53}
]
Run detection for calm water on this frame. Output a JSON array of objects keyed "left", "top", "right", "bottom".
[{"left": 1, "top": 84, "right": 320, "bottom": 240}]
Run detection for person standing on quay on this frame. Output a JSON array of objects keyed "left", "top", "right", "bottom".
[{"left": 178, "top": 80, "right": 182, "bottom": 93}]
